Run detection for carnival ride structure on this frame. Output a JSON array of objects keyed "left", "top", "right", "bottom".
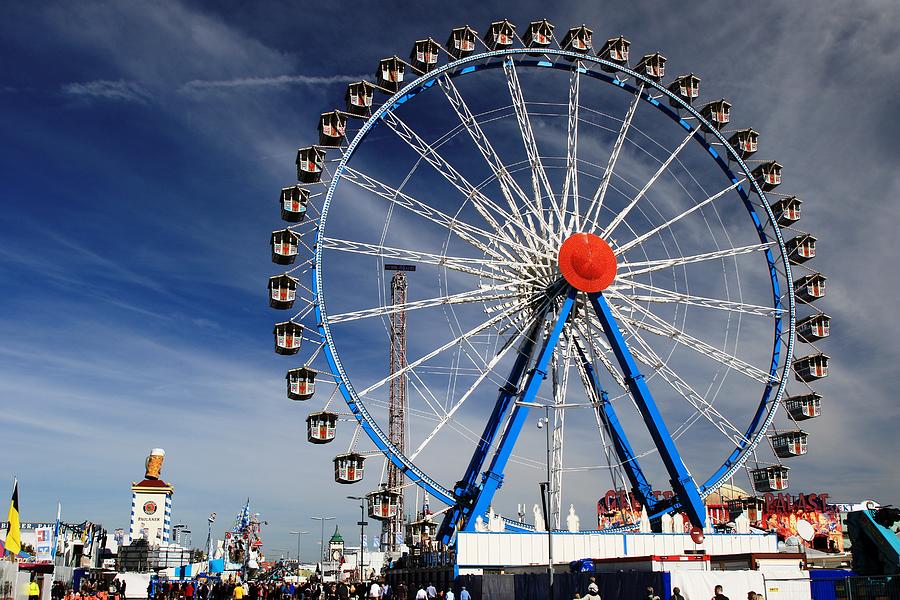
[{"left": 266, "top": 20, "right": 830, "bottom": 546}]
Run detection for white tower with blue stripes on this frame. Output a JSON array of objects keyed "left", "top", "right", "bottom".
[{"left": 128, "top": 448, "right": 174, "bottom": 545}]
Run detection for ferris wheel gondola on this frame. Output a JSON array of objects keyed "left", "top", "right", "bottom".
[{"left": 267, "top": 19, "right": 830, "bottom": 542}]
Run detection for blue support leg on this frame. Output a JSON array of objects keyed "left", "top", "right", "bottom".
[
  {"left": 464, "top": 287, "right": 579, "bottom": 531},
  {"left": 573, "top": 340, "right": 657, "bottom": 513},
  {"left": 437, "top": 313, "right": 548, "bottom": 544},
  {"left": 587, "top": 292, "right": 706, "bottom": 529}
]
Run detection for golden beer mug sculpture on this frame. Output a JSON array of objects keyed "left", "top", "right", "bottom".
[{"left": 145, "top": 448, "right": 165, "bottom": 480}]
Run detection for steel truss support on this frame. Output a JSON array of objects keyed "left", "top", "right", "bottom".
[
  {"left": 437, "top": 302, "right": 551, "bottom": 543},
  {"left": 587, "top": 292, "right": 706, "bottom": 529},
  {"left": 572, "top": 340, "right": 657, "bottom": 513},
  {"left": 439, "top": 287, "right": 577, "bottom": 542}
]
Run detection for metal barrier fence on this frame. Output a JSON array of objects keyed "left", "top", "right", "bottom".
[{"left": 811, "top": 575, "right": 900, "bottom": 600}]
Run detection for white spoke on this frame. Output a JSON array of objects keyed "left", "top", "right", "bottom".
[
  {"left": 341, "top": 166, "right": 529, "bottom": 260},
  {"left": 379, "top": 109, "right": 549, "bottom": 250},
  {"left": 617, "top": 242, "right": 775, "bottom": 279},
  {"left": 436, "top": 75, "right": 549, "bottom": 250},
  {"left": 584, "top": 85, "right": 643, "bottom": 231},
  {"left": 601, "top": 125, "right": 701, "bottom": 239},
  {"left": 319, "top": 237, "right": 534, "bottom": 281},
  {"left": 503, "top": 59, "right": 564, "bottom": 240},
  {"left": 614, "top": 179, "right": 746, "bottom": 255},
  {"left": 608, "top": 282, "right": 782, "bottom": 318},
  {"left": 611, "top": 294, "right": 776, "bottom": 384},
  {"left": 329, "top": 285, "right": 526, "bottom": 324},
  {"left": 561, "top": 68, "right": 580, "bottom": 235},
  {"left": 409, "top": 309, "right": 542, "bottom": 460},
  {"left": 358, "top": 294, "right": 541, "bottom": 396},
  {"left": 605, "top": 308, "right": 751, "bottom": 445}
]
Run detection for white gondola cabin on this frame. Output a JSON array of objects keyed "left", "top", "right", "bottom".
[
  {"left": 287, "top": 367, "right": 317, "bottom": 401},
  {"left": 296, "top": 146, "right": 325, "bottom": 184},
  {"left": 407, "top": 518, "right": 438, "bottom": 545},
  {"left": 318, "top": 110, "right": 347, "bottom": 147},
  {"left": 345, "top": 81, "right": 374, "bottom": 117},
  {"left": 794, "top": 273, "right": 826, "bottom": 303},
  {"left": 367, "top": 487, "right": 401, "bottom": 521},
  {"left": 786, "top": 234, "right": 816, "bottom": 264},
  {"left": 268, "top": 274, "right": 299, "bottom": 309},
  {"left": 598, "top": 36, "right": 630, "bottom": 72},
  {"left": 410, "top": 39, "right": 440, "bottom": 73},
  {"left": 280, "top": 185, "right": 309, "bottom": 223},
  {"left": 483, "top": 20, "right": 515, "bottom": 50},
  {"left": 785, "top": 393, "right": 822, "bottom": 421},
  {"left": 772, "top": 431, "right": 809, "bottom": 458},
  {"left": 306, "top": 411, "right": 337, "bottom": 444},
  {"left": 752, "top": 161, "right": 783, "bottom": 191},
  {"left": 752, "top": 466, "right": 789, "bottom": 492},
  {"left": 635, "top": 52, "right": 666, "bottom": 81},
  {"left": 794, "top": 353, "right": 829, "bottom": 382},
  {"left": 273, "top": 321, "right": 303, "bottom": 355},
  {"left": 270, "top": 229, "right": 299, "bottom": 265},
  {"left": 376, "top": 57, "right": 405, "bottom": 93},
  {"left": 700, "top": 99, "right": 731, "bottom": 130},
  {"left": 334, "top": 453, "right": 365, "bottom": 484},
  {"left": 797, "top": 313, "right": 830, "bottom": 342},
  {"left": 729, "top": 128, "right": 759, "bottom": 159},
  {"left": 523, "top": 20, "right": 554, "bottom": 50},
  {"left": 447, "top": 26, "right": 477, "bottom": 59},
  {"left": 667, "top": 74, "right": 701, "bottom": 107},
  {"left": 560, "top": 25, "right": 593, "bottom": 54},
  {"left": 771, "top": 195, "right": 802, "bottom": 226}
]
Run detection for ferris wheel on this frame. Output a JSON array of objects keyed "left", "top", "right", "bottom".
[{"left": 267, "top": 20, "right": 830, "bottom": 543}]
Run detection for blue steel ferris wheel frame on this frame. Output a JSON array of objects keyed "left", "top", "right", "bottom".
[{"left": 311, "top": 48, "right": 797, "bottom": 538}]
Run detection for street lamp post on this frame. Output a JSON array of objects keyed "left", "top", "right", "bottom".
[
  {"left": 517, "top": 400, "right": 554, "bottom": 600},
  {"left": 347, "top": 496, "right": 369, "bottom": 582},
  {"left": 310, "top": 516, "right": 335, "bottom": 578},
  {"left": 289, "top": 530, "right": 309, "bottom": 564}
]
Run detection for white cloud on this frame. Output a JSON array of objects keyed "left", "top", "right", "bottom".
[
  {"left": 61, "top": 79, "right": 151, "bottom": 104},
  {"left": 180, "top": 73, "right": 369, "bottom": 94}
]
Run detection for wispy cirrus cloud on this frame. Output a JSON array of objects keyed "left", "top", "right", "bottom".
[
  {"left": 179, "top": 73, "right": 369, "bottom": 94},
  {"left": 61, "top": 79, "right": 152, "bottom": 104}
]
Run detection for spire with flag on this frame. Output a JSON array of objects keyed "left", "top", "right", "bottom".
[
  {"left": 232, "top": 498, "right": 251, "bottom": 533},
  {"left": 5, "top": 479, "right": 21, "bottom": 559},
  {"left": 51, "top": 502, "right": 61, "bottom": 559}
]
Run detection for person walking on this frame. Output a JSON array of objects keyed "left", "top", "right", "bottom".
[
  {"left": 670, "top": 587, "right": 685, "bottom": 600},
  {"left": 445, "top": 589, "right": 454, "bottom": 600},
  {"left": 28, "top": 576, "right": 41, "bottom": 600},
  {"left": 712, "top": 585, "right": 729, "bottom": 600},
  {"left": 367, "top": 581, "right": 381, "bottom": 600},
  {"left": 425, "top": 584, "right": 436, "bottom": 600},
  {"left": 414, "top": 587, "right": 426, "bottom": 600}
]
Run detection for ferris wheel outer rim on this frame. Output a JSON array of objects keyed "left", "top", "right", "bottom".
[{"left": 310, "top": 47, "right": 797, "bottom": 512}]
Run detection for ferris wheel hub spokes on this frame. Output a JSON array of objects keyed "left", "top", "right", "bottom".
[{"left": 558, "top": 233, "right": 617, "bottom": 292}]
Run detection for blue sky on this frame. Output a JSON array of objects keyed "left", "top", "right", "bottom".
[{"left": 2, "top": 0, "right": 900, "bottom": 560}]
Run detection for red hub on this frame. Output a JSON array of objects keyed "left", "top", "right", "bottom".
[{"left": 558, "top": 233, "right": 617, "bottom": 292}]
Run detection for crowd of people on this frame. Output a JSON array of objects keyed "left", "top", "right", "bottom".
[
  {"left": 569, "top": 579, "right": 765, "bottom": 600},
  {"left": 39, "top": 572, "right": 766, "bottom": 600},
  {"left": 143, "top": 577, "right": 468, "bottom": 600}
]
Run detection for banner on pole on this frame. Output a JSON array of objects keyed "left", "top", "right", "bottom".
[{"left": 35, "top": 527, "right": 53, "bottom": 562}]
